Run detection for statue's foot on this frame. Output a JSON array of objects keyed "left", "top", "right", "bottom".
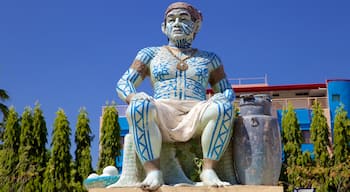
[
  {"left": 200, "top": 169, "right": 230, "bottom": 187},
  {"left": 140, "top": 170, "right": 164, "bottom": 191}
]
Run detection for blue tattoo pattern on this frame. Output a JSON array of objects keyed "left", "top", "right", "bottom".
[
  {"left": 130, "top": 100, "right": 154, "bottom": 162},
  {"left": 206, "top": 101, "right": 233, "bottom": 160}
]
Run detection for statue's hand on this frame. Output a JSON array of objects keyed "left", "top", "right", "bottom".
[
  {"left": 131, "top": 92, "right": 154, "bottom": 102},
  {"left": 209, "top": 93, "right": 228, "bottom": 102}
]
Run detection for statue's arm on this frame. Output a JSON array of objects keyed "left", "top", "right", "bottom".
[
  {"left": 208, "top": 54, "right": 235, "bottom": 102},
  {"left": 116, "top": 47, "right": 157, "bottom": 104}
]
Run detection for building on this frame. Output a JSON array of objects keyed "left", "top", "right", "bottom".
[
  {"left": 222, "top": 78, "right": 350, "bottom": 153},
  {"left": 107, "top": 78, "right": 350, "bottom": 169}
]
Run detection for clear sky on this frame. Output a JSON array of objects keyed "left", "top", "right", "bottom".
[{"left": 1, "top": 1, "right": 349, "bottom": 169}]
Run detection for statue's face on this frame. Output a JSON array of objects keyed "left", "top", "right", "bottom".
[{"left": 163, "top": 8, "right": 196, "bottom": 41}]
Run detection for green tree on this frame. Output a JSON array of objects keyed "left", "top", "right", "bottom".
[
  {"left": 43, "top": 109, "right": 72, "bottom": 191},
  {"left": 281, "top": 103, "right": 303, "bottom": 165},
  {"left": 97, "top": 103, "right": 121, "bottom": 173},
  {"left": 17, "top": 104, "right": 48, "bottom": 191},
  {"left": 32, "top": 103, "right": 48, "bottom": 177},
  {"left": 73, "top": 107, "right": 93, "bottom": 191},
  {"left": 0, "top": 89, "right": 10, "bottom": 140},
  {"left": 333, "top": 104, "right": 350, "bottom": 164},
  {"left": 328, "top": 104, "right": 350, "bottom": 191},
  {"left": 17, "top": 107, "right": 35, "bottom": 191},
  {"left": 310, "top": 100, "right": 332, "bottom": 167},
  {"left": 0, "top": 89, "right": 9, "bottom": 119},
  {"left": 0, "top": 107, "right": 21, "bottom": 191},
  {"left": 281, "top": 103, "right": 305, "bottom": 191}
]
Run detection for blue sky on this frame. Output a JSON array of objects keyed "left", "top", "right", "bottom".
[{"left": 1, "top": 1, "right": 349, "bottom": 169}]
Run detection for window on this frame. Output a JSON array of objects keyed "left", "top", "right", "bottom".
[
  {"left": 332, "top": 94, "right": 340, "bottom": 102},
  {"left": 302, "top": 130, "right": 311, "bottom": 144}
]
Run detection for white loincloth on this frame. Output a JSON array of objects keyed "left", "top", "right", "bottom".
[{"left": 152, "top": 99, "right": 213, "bottom": 142}]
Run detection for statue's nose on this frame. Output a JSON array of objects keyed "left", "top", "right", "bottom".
[{"left": 174, "top": 18, "right": 181, "bottom": 26}]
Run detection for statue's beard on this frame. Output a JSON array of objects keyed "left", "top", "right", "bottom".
[{"left": 169, "top": 36, "right": 193, "bottom": 49}]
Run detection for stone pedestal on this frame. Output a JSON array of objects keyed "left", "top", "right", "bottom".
[{"left": 89, "top": 185, "right": 284, "bottom": 192}]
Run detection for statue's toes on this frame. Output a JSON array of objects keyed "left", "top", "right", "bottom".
[
  {"left": 140, "top": 182, "right": 161, "bottom": 191},
  {"left": 151, "top": 179, "right": 162, "bottom": 188},
  {"left": 140, "top": 170, "right": 164, "bottom": 191},
  {"left": 200, "top": 169, "right": 231, "bottom": 187},
  {"left": 204, "top": 180, "right": 230, "bottom": 187},
  {"left": 217, "top": 181, "right": 231, "bottom": 187},
  {"left": 140, "top": 183, "right": 150, "bottom": 190}
]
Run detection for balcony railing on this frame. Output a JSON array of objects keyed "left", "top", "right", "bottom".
[
  {"left": 229, "top": 74, "right": 268, "bottom": 86},
  {"left": 272, "top": 97, "right": 328, "bottom": 110}
]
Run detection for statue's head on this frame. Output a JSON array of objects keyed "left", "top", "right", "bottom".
[{"left": 162, "top": 2, "right": 202, "bottom": 48}]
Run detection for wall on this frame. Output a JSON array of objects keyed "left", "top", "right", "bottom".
[{"left": 327, "top": 80, "right": 350, "bottom": 132}]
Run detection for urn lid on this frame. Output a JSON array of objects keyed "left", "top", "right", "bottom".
[{"left": 239, "top": 94, "right": 271, "bottom": 106}]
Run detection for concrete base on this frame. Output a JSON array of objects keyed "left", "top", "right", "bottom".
[{"left": 89, "top": 185, "right": 283, "bottom": 192}]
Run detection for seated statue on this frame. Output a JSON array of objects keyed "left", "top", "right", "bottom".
[{"left": 114, "top": 2, "right": 235, "bottom": 190}]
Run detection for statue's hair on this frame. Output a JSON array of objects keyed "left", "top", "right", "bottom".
[{"left": 164, "top": 2, "right": 203, "bottom": 22}]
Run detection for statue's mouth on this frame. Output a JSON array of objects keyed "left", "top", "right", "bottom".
[{"left": 173, "top": 28, "right": 183, "bottom": 33}]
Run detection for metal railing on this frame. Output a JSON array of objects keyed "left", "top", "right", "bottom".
[
  {"left": 272, "top": 97, "right": 328, "bottom": 110},
  {"left": 228, "top": 74, "right": 268, "bottom": 86}
]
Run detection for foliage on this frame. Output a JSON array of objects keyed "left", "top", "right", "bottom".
[
  {"left": 327, "top": 156, "right": 350, "bottom": 192},
  {"left": 281, "top": 103, "right": 303, "bottom": 165},
  {"left": 97, "top": 103, "right": 121, "bottom": 174},
  {"left": 280, "top": 102, "right": 350, "bottom": 192},
  {"left": 282, "top": 157, "right": 350, "bottom": 192},
  {"left": 0, "top": 107, "right": 21, "bottom": 191},
  {"left": 234, "top": 103, "right": 240, "bottom": 117},
  {"left": 0, "top": 89, "right": 9, "bottom": 118},
  {"left": 73, "top": 107, "right": 93, "bottom": 192},
  {"left": 32, "top": 103, "right": 48, "bottom": 167},
  {"left": 0, "top": 88, "right": 10, "bottom": 141},
  {"left": 43, "top": 109, "right": 72, "bottom": 191},
  {"left": 16, "top": 104, "right": 48, "bottom": 191},
  {"left": 333, "top": 104, "right": 350, "bottom": 164},
  {"left": 17, "top": 107, "right": 37, "bottom": 191},
  {"left": 280, "top": 103, "right": 306, "bottom": 191},
  {"left": 310, "top": 100, "right": 332, "bottom": 167},
  {"left": 192, "top": 157, "right": 203, "bottom": 181},
  {"left": 175, "top": 138, "right": 203, "bottom": 181}
]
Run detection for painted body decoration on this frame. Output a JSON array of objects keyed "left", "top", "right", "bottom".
[
  {"left": 117, "top": 46, "right": 234, "bottom": 157},
  {"left": 114, "top": 2, "right": 235, "bottom": 190},
  {"left": 118, "top": 47, "right": 234, "bottom": 102}
]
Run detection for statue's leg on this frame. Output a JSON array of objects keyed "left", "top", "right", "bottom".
[
  {"left": 199, "top": 100, "right": 234, "bottom": 187},
  {"left": 127, "top": 99, "right": 164, "bottom": 190},
  {"left": 107, "top": 133, "right": 145, "bottom": 188},
  {"left": 214, "top": 140, "right": 238, "bottom": 184}
]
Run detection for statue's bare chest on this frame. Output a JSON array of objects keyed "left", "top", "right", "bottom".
[{"left": 150, "top": 48, "right": 211, "bottom": 84}]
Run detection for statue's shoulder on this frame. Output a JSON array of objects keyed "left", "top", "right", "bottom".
[
  {"left": 195, "top": 49, "right": 222, "bottom": 66},
  {"left": 196, "top": 49, "right": 220, "bottom": 59},
  {"left": 135, "top": 46, "right": 162, "bottom": 64},
  {"left": 137, "top": 46, "right": 162, "bottom": 56}
]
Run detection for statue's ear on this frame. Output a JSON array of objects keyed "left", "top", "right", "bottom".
[
  {"left": 194, "top": 20, "right": 201, "bottom": 33},
  {"left": 161, "top": 22, "right": 166, "bottom": 34}
]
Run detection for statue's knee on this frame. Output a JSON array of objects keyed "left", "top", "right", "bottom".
[
  {"left": 126, "top": 99, "right": 157, "bottom": 122},
  {"left": 206, "top": 100, "right": 233, "bottom": 120}
]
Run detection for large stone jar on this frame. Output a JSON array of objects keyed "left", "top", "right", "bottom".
[{"left": 233, "top": 94, "right": 282, "bottom": 185}]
